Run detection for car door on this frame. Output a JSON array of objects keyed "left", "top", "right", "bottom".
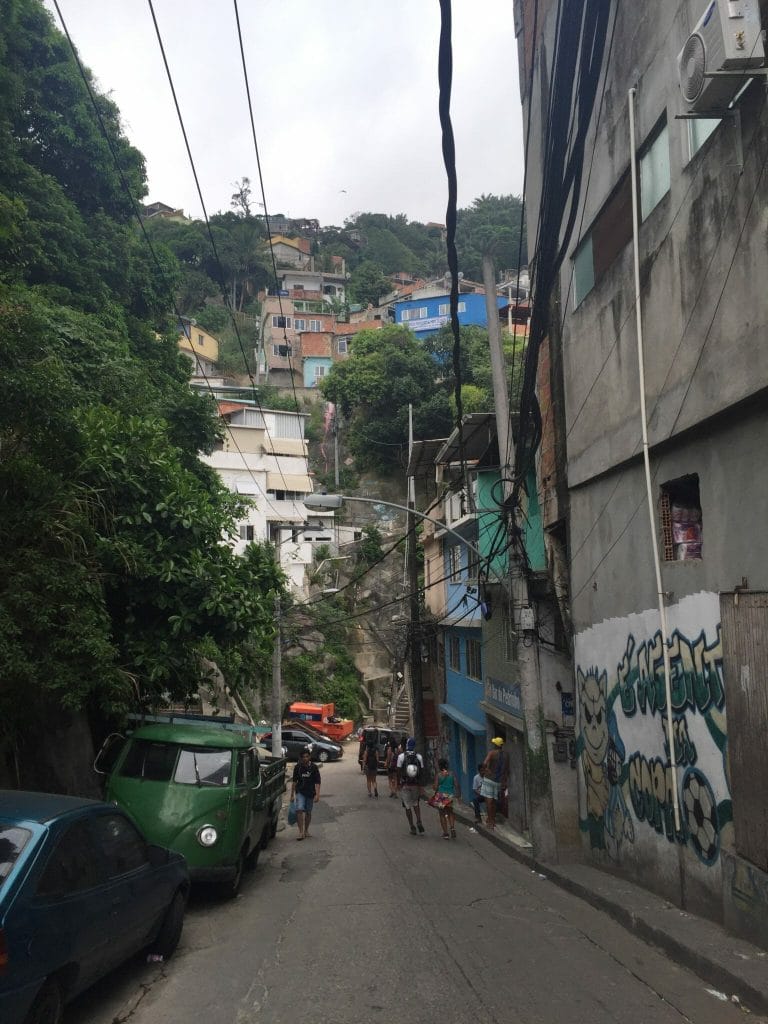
[
  {"left": 22, "top": 818, "right": 119, "bottom": 993},
  {"left": 90, "top": 812, "right": 169, "bottom": 957},
  {"left": 281, "top": 731, "right": 300, "bottom": 760},
  {"left": 234, "top": 749, "right": 257, "bottom": 846}
]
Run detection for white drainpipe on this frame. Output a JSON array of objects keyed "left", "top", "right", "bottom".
[{"left": 628, "top": 87, "right": 681, "bottom": 833}]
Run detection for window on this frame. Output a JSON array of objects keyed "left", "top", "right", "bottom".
[
  {"left": 0, "top": 826, "right": 31, "bottom": 893},
  {"left": 572, "top": 173, "right": 633, "bottom": 306},
  {"left": 401, "top": 306, "right": 428, "bottom": 322},
  {"left": 467, "top": 638, "right": 482, "bottom": 680},
  {"left": 449, "top": 635, "right": 461, "bottom": 671},
  {"left": 236, "top": 750, "right": 254, "bottom": 785},
  {"left": 92, "top": 814, "right": 148, "bottom": 877},
  {"left": 309, "top": 319, "right": 321, "bottom": 332},
  {"left": 438, "top": 301, "right": 466, "bottom": 315},
  {"left": 659, "top": 474, "right": 702, "bottom": 561},
  {"left": 313, "top": 365, "right": 326, "bottom": 381},
  {"left": 640, "top": 120, "right": 670, "bottom": 220},
  {"left": 267, "top": 489, "right": 304, "bottom": 500},
  {"left": 37, "top": 821, "right": 101, "bottom": 896},
  {"left": 447, "top": 545, "right": 462, "bottom": 579},
  {"left": 294, "top": 318, "right": 306, "bottom": 331},
  {"left": 174, "top": 747, "right": 232, "bottom": 786},
  {"left": 119, "top": 739, "right": 178, "bottom": 781},
  {"left": 271, "top": 315, "right": 291, "bottom": 329},
  {"left": 688, "top": 117, "right": 720, "bottom": 160},
  {"left": 337, "top": 338, "right": 348, "bottom": 353},
  {"left": 272, "top": 343, "right": 292, "bottom": 357},
  {"left": 239, "top": 524, "right": 255, "bottom": 542},
  {"left": 197, "top": 333, "right": 204, "bottom": 347}
]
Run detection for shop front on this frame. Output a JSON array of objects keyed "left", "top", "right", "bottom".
[{"left": 480, "top": 676, "right": 528, "bottom": 833}]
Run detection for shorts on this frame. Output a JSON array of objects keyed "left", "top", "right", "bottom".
[
  {"left": 400, "top": 786, "right": 422, "bottom": 809},
  {"left": 295, "top": 792, "right": 314, "bottom": 813},
  {"left": 480, "top": 778, "right": 500, "bottom": 800}
]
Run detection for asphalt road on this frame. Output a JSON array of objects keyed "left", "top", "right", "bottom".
[{"left": 65, "top": 756, "right": 763, "bottom": 1024}]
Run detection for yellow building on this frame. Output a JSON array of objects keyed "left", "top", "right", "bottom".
[{"left": 178, "top": 319, "right": 219, "bottom": 376}]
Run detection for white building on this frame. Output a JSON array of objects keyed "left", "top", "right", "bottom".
[{"left": 201, "top": 403, "right": 334, "bottom": 596}]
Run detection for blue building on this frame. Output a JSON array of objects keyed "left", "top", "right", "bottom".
[{"left": 394, "top": 292, "right": 505, "bottom": 340}]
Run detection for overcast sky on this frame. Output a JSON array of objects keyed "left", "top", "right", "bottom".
[{"left": 46, "top": 1, "right": 524, "bottom": 228}]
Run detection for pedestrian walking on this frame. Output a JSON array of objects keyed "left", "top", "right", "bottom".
[
  {"left": 431, "top": 758, "right": 460, "bottom": 839},
  {"left": 363, "top": 741, "right": 379, "bottom": 798},
  {"left": 290, "top": 747, "right": 321, "bottom": 840},
  {"left": 481, "top": 737, "right": 509, "bottom": 830},
  {"left": 471, "top": 764, "right": 486, "bottom": 825},
  {"left": 397, "top": 737, "right": 425, "bottom": 835},
  {"left": 385, "top": 737, "right": 402, "bottom": 798}
]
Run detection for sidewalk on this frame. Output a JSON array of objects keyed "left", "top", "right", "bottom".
[{"left": 453, "top": 801, "right": 768, "bottom": 1015}]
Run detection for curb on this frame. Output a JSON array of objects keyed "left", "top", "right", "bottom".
[{"left": 453, "top": 805, "right": 768, "bottom": 1016}]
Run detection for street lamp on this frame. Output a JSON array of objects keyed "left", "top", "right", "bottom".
[
  {"left": 303, "top": 492, "right": 509, "bottom": 755},
  {"left": 303, "top": 492, "right": 507, "bottom": 587}
]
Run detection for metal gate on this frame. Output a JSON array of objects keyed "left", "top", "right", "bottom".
[{"left": 720, "top": 591, "right": 768, "bottom": 872}]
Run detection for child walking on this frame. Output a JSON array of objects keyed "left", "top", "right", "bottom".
[{"left": 432, "top": 758, "right": 460, "bottom": 839}]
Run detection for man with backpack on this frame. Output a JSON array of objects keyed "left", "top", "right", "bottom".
[{"left": 397, "top": 737, "right": 425, "bottom": 835}]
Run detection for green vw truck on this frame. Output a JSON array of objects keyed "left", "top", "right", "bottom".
[{"left": 103, "top": 719, "right": 286, "bottom": 896}]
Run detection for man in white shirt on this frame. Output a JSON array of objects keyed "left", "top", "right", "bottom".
[{"left": 397, "top": 737, "right": 425, "bottom": 835}]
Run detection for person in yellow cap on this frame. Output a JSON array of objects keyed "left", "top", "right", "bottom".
[{"left": 480, "top": 737, "right": 508, "bottom": 830}]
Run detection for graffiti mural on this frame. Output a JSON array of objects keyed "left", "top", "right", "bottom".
[{"left": 575, "top": 592, "right": 732, "bottom": 866}]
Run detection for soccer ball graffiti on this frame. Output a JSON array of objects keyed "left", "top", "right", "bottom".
[{"left": 681, "top": 768, "right": 719, "bottom": 864}]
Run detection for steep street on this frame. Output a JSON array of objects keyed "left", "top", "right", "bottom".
[{"left": 66, "top": 759, "right": 761, "bottom": 1024}]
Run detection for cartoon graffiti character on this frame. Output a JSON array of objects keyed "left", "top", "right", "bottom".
[
  {"left": 577, "top": 667, "right": 609, "bottom": 821},
  {"left": 604, "top": 710, "right": 634, "bottom": 860}
]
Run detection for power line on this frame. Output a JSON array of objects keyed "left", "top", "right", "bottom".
[
  {"left": 146, "top": 0, "right": 300, "bottom": 508},
  {"left": 50, "top": 0, "right": 286, "bottom": 528},
  {"left": 232, "top": 0, "right": 304, "bottom": 417}
]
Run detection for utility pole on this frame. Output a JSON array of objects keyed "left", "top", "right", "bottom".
[
  {"left": 482, "top": 253, "right": 556, "bottom": 862},
  {"left": 333, "top": 409, "right": 340, "bottom": 489},
  {"left": 271, "top": 592, "right": 283, "bottom": 758},
  {"left": 407, "top": 404, "right": 425, "bottom": 753}
]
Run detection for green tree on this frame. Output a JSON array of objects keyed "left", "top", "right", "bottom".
[
  {"left": 0, "top": 3, "right": 287, "bottom": 755},
  {"left": 347, "top": 260, "right": 391, "bottom": 307},
  {"left": 455, "top": 194, "right": 527, "bottom": 281},
  {"left": 320, "top": 325, "right": 453, "bottom": 470}
]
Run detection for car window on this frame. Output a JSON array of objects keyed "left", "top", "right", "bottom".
[
  {"left": 174, "top": 747, "right": 231, "bottom": 786},
  {"left": 236, "top": 750, "right": 250, "bottom": 785},
  {"left": 37, "top": 821, "right": 101, "bottom": 897},
  {"left": 91, "top": 813, "right": 148, "bottom": 878},
  {"left": 119, "top": 739, "right": 178, "bottom": 781},
  {"left": 0, "top": 826, "right": 32, "bottom": 893}
]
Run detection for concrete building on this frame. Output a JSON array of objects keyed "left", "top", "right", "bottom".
[
  {"left": 177, "top": 318, "right": 219, "bottom": 377},
  {"left": 200, "top": 403, "right": 333, "bottom": 596},
  {"left": 516, "top": 0, "right": 768, "bottom": 942},
  {"left": 394, "top": 289, "right": 506, "bottom": 341}
]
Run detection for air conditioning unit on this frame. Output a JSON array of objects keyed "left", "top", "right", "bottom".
[{"left": 678, "top": 0, "right": 765, "bottom": 113}]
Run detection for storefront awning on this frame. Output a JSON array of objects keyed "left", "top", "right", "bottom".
[
  {"left": 479, "top": 700, "right": 526, "bottom": 733},
  {"left": 438, "top": 703, "right": 486, "bottom": 736}
]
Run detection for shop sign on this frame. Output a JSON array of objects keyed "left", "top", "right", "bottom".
[{"left": 486, "top": 677, "right": 523, "bottom": 719}]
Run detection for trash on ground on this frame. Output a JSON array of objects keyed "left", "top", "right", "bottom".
[{"left": 705, "top": 989, "right": 727, "bottom": 1001}]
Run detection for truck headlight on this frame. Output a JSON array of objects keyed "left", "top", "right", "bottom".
[{"left": 197, "top": 825, "right": 218, "bottom": 847}]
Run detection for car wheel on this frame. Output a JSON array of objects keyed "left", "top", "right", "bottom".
[
  {"left": 318, "top": 750, "right": 329, "bottom": 763},
  {"left": 247, "top": 837, "right": 262, "bottom": 866},
  {"left": 150, "top": 889, "right": 186, "bottom": 959},
  {"left": 221, "top": 848, "right": 245, "bottom": 899},
  {"left": 24, "top": 978, "right": 63, "bottom": 1024}
]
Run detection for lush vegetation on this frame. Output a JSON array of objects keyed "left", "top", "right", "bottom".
[{"left": 0, "top": 0, "right": 284, "bottom": 748}]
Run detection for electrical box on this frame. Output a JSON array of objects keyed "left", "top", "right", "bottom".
[
  {"left": 520, "top": 606, "right": 535, "bottom": 631},
  {"left": 552, "top": 739, "right": 569, "bottom": 763}
]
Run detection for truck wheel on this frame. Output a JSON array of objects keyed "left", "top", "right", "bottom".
[
  {"left": 150, "top": 889, "right": 186, "bottom": 959},
  {"left": 221, "top": 848, "right": 245, "bottom": 899},
  {"left": 24, "top": 978, "right": 63, "bottom": 1024}
]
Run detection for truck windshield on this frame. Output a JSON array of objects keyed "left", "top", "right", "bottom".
[
  {"left": 174, "top": 747, "right": 231, "bottom": 787},
  {"left": 119, "top": 739, "right": 178, "bottom": 781},
  {"left": 0, "top": 826, "right": 32, "bottom": 893}
]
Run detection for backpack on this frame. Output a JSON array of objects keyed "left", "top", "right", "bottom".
[{"left": 401, "top": 751, "right": 422, "bottom": 785}]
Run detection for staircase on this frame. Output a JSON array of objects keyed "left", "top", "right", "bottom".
[{"left": 392, "top": 681, "right": 412, "bottom": 734}]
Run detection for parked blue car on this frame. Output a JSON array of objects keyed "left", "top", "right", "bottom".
[{"left": 0, "top": 790, "right": 190, "bottom": 1024}]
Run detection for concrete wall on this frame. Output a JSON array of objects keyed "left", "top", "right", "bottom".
[{"left": 517, "top": 0, "right": 768, "bottom": 932}]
